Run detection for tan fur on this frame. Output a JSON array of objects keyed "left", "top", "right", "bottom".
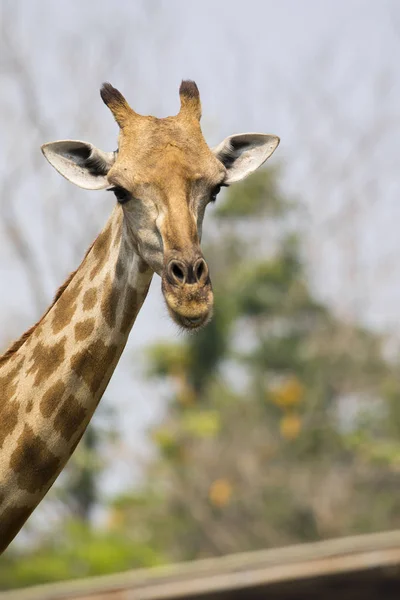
[
  {"left": 0, "top": 82, "right": 223, "bottom": 551},
  {"left": 100, "top": 81, "right": 223, "bottom": 329},
  {"left": 0, "top": 207, "right": 153, "bottom": 552},
  {"left": 0, "top": 80, "right": 278, "bottom": 552}
]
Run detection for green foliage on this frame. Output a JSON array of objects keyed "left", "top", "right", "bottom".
[
  {"left": 0, "top": 520, "right": 162, "bottom": 590},
  {"left": 215, "top": 167, "right": 288, "bottom": 219},
  {"left": 113, "top": 167, "right": 400, "bottom": 561},
  {"left": 3, "top": 165, "right": 400, "bottom": 589},
  {"left": 146, "top": 343, "right": 192, "bottom": 378}
]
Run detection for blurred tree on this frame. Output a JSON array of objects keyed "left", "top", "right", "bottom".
[
  {"left": 108, "top": 167, "right": 400, "bottom": 561},
  {"left": 0, "top": 519, "right": 162, "bottom": 590},
  {"left": 2, "top": 134, "right": 400, "bottom": 590},
  {"left": 1, "top": 1, "right": 400, "bottom": 585}
]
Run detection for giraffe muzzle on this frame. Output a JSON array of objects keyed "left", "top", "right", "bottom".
[{"left": 162, "top": 256, "right": 214, "bottom": 330}]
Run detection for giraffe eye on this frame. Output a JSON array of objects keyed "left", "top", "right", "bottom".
[
  {"left": 210, "top": 185, "right": 221, "bottom": 203},
  {"left": 108, "top": 186, "right": 130, "bottom": 204}
]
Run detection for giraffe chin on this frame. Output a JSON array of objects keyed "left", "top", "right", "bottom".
[
  {"left": 163, "top": 288, "right": 214, "bottom": 331},
  {"left": 168, "top": 307, "right": 213, "bottom": 331}
]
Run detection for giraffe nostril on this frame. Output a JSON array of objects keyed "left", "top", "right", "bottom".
[
  {"left": 167, "top": 260, "right": 187, "bottom": 285},
  {"left": 172, "top": 263, "right": 185, "bottom": 282},
  {"left": 194, "top": 258, "right": 208, "bottom": 283},
  {"left": 195, "top": 261, "right": 204, "bottom": 280},
  {"left": 166, "top": 258, "right": 209, "bottom": 286}
]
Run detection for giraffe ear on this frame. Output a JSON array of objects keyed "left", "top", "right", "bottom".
[
  {"left": 213, "top": 133, "right": 280, "bottom": 184},
  {"left": 41, "top": 140, "right": 116, "bottom": 190}
]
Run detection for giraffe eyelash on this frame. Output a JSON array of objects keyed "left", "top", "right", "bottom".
[
  {"left": 210, "top": 182, "right": 228, "bottom": 203},
  {"left": 107, "top": 186, "right": 130, "bottom": 204}
]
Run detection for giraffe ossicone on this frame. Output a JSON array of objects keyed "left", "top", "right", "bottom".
[{"left": 0, "top": 80, "right": 279, "bottom": 552}]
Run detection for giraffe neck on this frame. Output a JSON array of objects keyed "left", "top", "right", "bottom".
[{"left": 0, "top": 205, "right": 153, "bottom": 552}]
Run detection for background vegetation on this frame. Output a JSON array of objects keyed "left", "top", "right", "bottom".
[
  {"left": 1, "top": 168, "right": 399, "bottom": 589},
  {"left": 1, "top": 0, "right": 400, "bottom": 591}
]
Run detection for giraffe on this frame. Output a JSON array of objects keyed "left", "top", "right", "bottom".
[{"left": 0, "top": 80, "right": 279, "bottom": 553}]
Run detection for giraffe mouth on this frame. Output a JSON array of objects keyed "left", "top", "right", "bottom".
[
  {"left": 170, "top": 309, "right": 212, "bottom": 331},
  {"left": 162, "top": 281, "right": 214, "bottom": 331}
]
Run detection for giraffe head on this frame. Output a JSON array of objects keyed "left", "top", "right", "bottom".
[{"left": 41, "top": 81, "right": 279, "bottom": 330}]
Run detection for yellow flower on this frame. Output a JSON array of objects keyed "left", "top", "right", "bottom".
[
  {"left": 280, "top": 414, "right": 302, "bottom": 440},
  {"left": 270, "top": 377, "right": 305, "bottom": 409},
  {"left": 209, "top": 479, "right": 232, "bottom": 507}
]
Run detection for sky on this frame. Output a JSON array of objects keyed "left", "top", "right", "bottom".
[{"left": 1, "top": 0, "right": 400, "bottom": 495}]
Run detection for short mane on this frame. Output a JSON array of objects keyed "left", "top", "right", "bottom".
[{"left": 0, "top": 239, "right": 96, "bottom": 366}]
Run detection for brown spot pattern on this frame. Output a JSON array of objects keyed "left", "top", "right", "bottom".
[
  {"left": 0, "top": 504, "right": 34, "bottom": 553},
  {"left": 138, "top": 258, "right": 150, "bottom": 274},
  {"left": 54, "top": 395, "right": 87, "bottom": 442},
  {"left": 116, "top": 257, "right": 124, "bottom": 279},
  {"left": 90, "top": 222, "right": 112, "bottom": 280},
  {"left": 101, "top": 274, "right": 120, "bottom": 329},
  {"left": 70, "top": 340, "right": 118, "bottom": 395},
  {"left": 120, "top": 285, "right": 139, "bottom": 334},
  {"left": 0, "top": 399, "right": 19, "bottom": 449},
  {"left": 51, "top": 277, "right": 83, "bottom": 334},
  {"left": 0, "top": 236, "right": 97, "bottom": 366},
  {"left": 27, "top": 338, "right": 66, "bottom": 387},
  {"left": 68, "top": 430, "right": 85, "bottom": 457},
  {"left": 40, "top": 381, "right": 66, "bottom": 418},
  {"left": 26, "top": 400, "right": 33, "bottom": 413},
  {"left": 0, "top": 359, "right": 22, "bottom": 399},
  {"left": 10, "top": 425, "right": 61, "bottom": 494},
  {"left": 74, "top": 318, "right": 95, "bottom": 342},
  {"left": 82, "top": 288, "right": 97, "bottom": 311},
  {"left": 0, "top": 360, "right": 23, "bottom": 448}
]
